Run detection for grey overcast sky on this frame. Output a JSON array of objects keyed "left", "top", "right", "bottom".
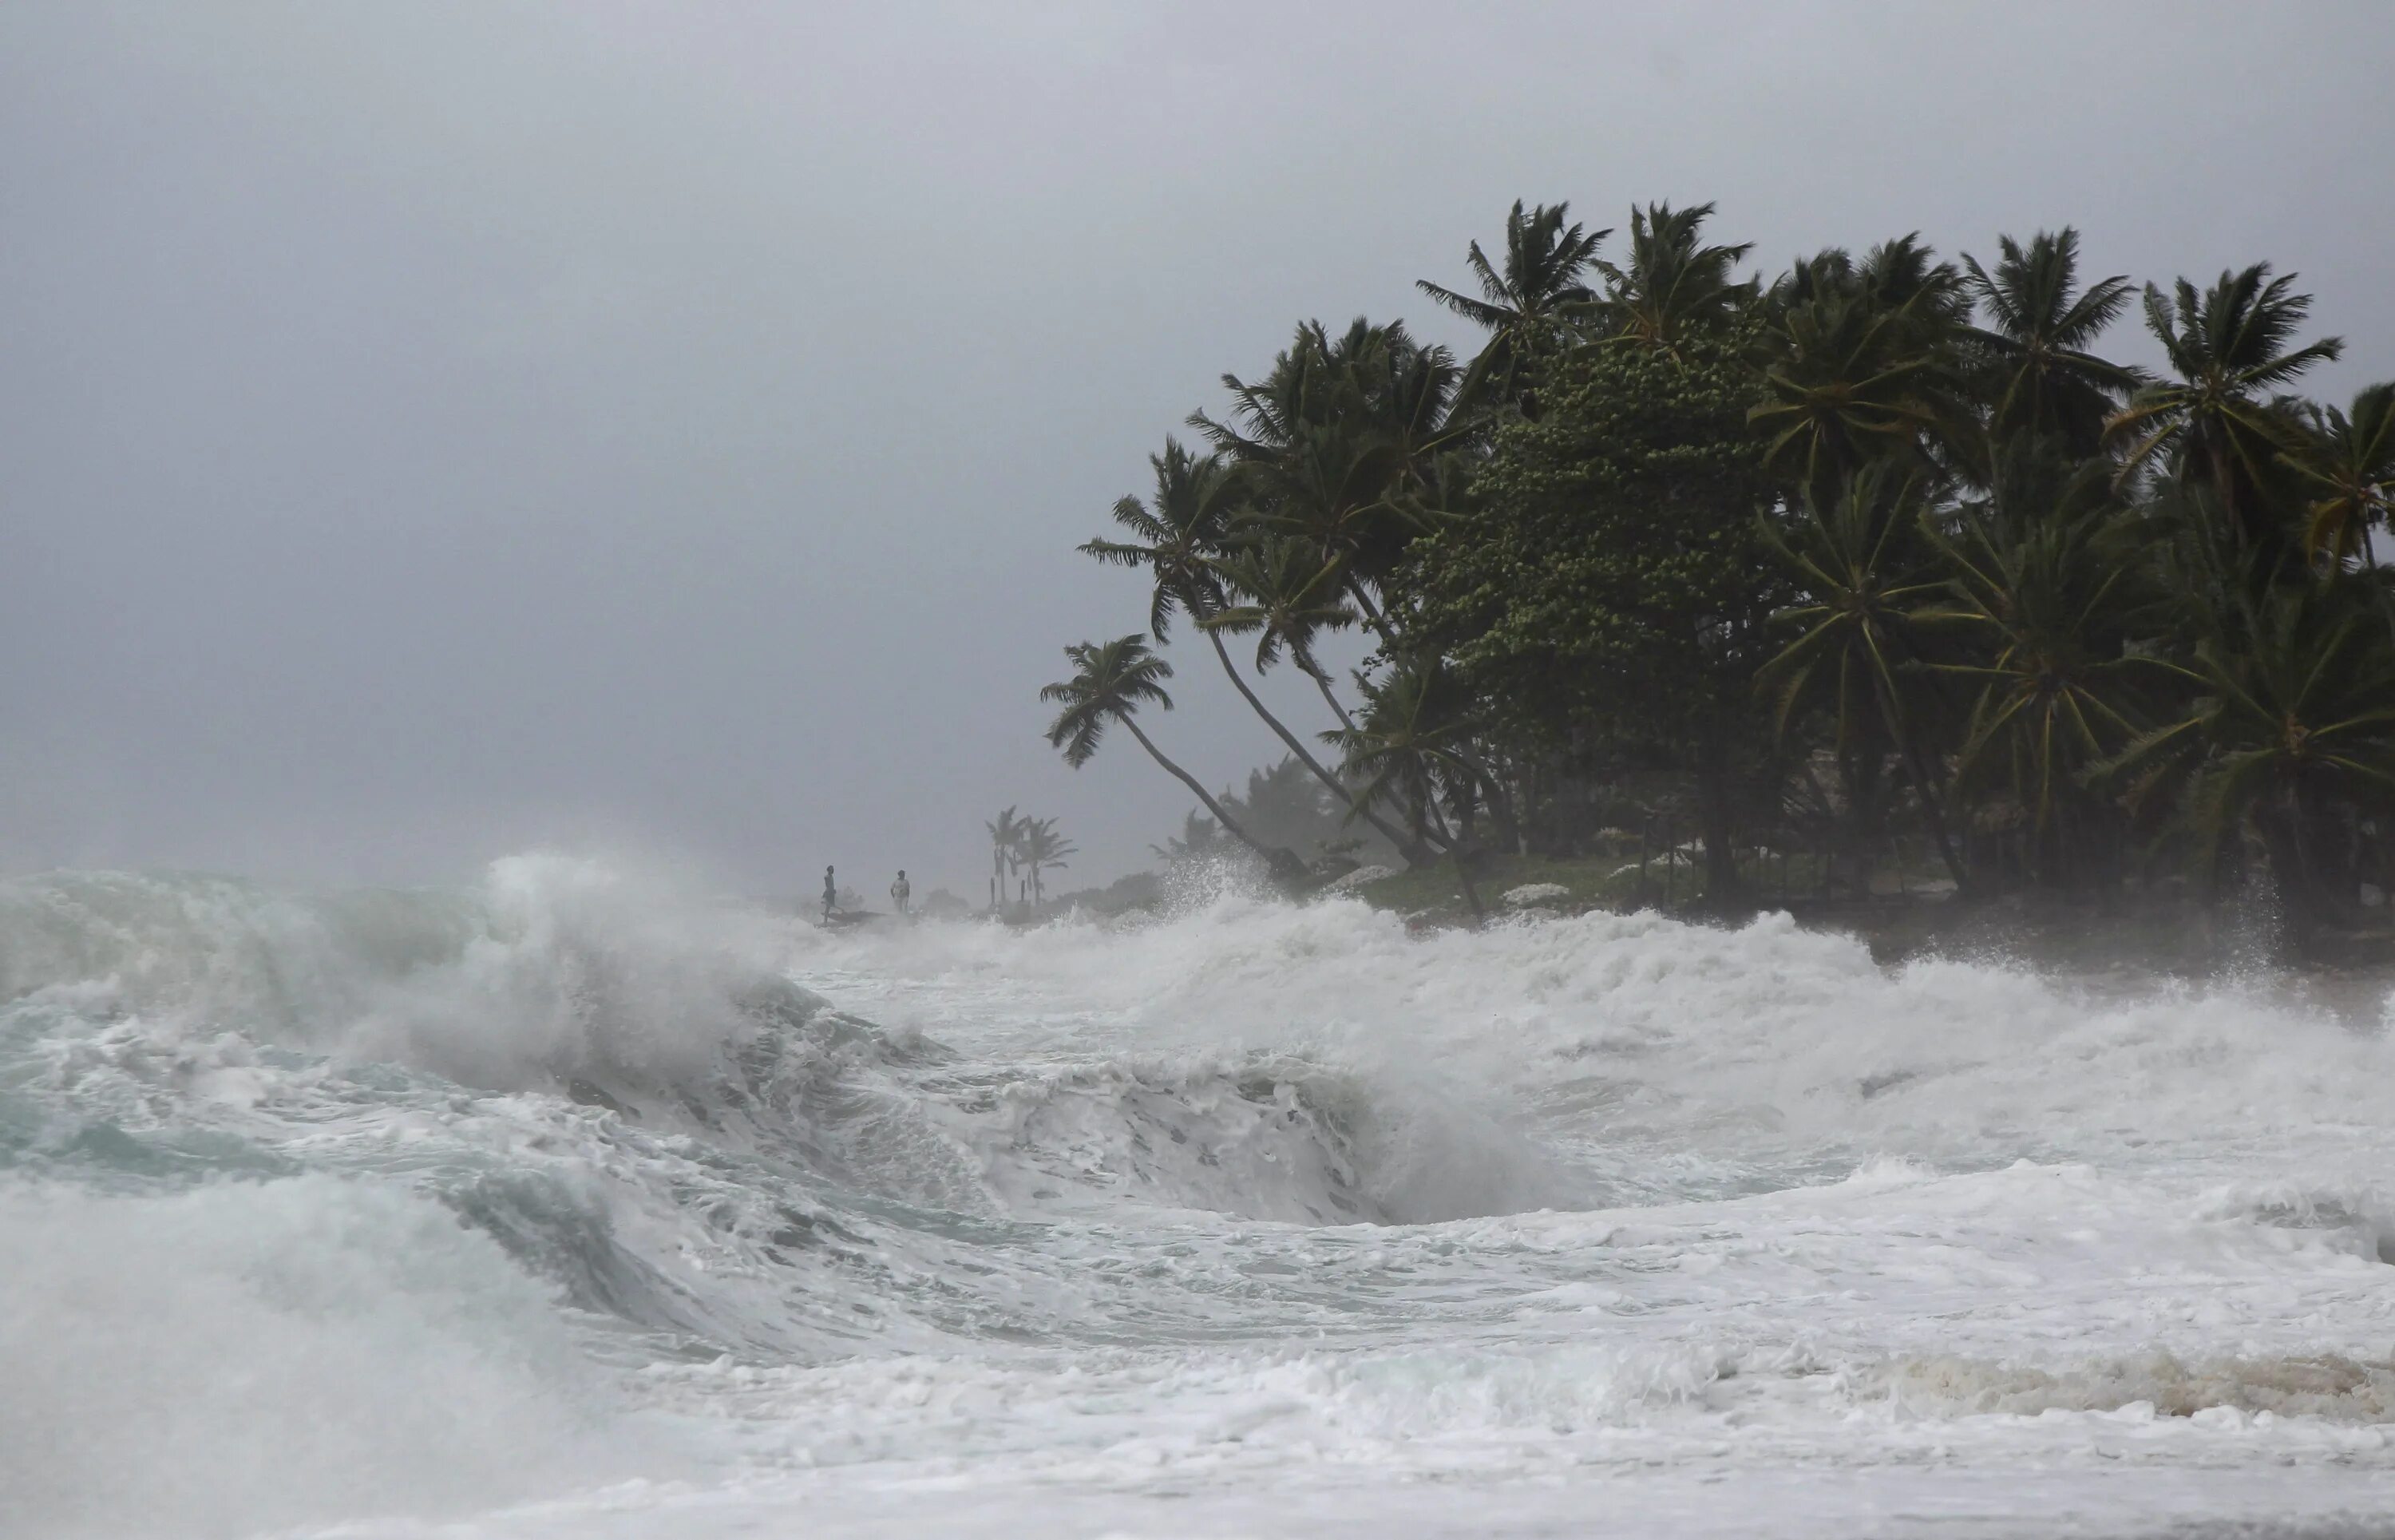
[{"left": 2, "top": 2, "right": 2390, "bottom": 898}]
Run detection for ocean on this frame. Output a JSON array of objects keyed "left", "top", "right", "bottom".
[{"left": 5, "top": 854, "right": 2393, "bottom": 1538}]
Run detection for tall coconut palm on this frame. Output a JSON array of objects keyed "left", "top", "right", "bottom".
[
  {"left": 1192, "top": 319, "right": 1463, "bottom": 643},
  {"left": 1040, "top": 635, "right": 1309, "bottom": 885},
  {"left": 1201, "top": 538, "right": 1439, "bottom": 865},
  {"left": 1961, "top": 228, "right": 2140, "bottom": 457},
  {"left": 1016, "top": 818, "right": 1076, "bottom": 908},
  {"left": 984, "top": 805, "right": 1023, "bottom": 909},
  {"left": 1201, "top": 536, "right": 1361, "bottom": 727},
  {"left": 1756, "top": 465, "right": 1969, "bottom": 885},
  {"left": 1084, "top": 440, "right": 1427, "bottom": 852},
  {"left": 1079, "top": 438, "right": 1238, "bottom": 639},
  {"left": 2105, "top": 264, "right": 2343, "bottom": 551},
  {"left": 1324, "top": 656, "right": 1492, "bottom": 920},
  {"left": 2102, "top": 582, "right": 2395, "bottom": 936},
  {"left": 1929, "top": 496, "right": 2157, "bottom": 886},
  {"left": 2285, "top": 382, "right": 2395, "bottom": 569},
  {"left": 1416, "top": 199, "right": 1609, "bottom": 414},
  {"left": 1593, "top": 200, "right": 1756, "bottom": 358},
  {"left": 1752, "top": 242, "right": 1971, "bottom": 499}
]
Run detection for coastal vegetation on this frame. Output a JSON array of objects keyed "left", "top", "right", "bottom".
[{"left": 1043, "top": 200, "right": 2394, "bottom": 953}]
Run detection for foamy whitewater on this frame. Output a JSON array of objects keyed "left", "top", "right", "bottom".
[{"left": 6, "top": 856, "right": 2395, "bottom": 1538}]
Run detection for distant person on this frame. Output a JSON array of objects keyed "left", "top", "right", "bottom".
[
  {"left": 890, "top": 869, "right": 912, "bottom": 917},
  {"left": 821, "top": 865, "right": 837, "bottom": 922}
]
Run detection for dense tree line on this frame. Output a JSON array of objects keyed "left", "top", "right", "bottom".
[{"left": 1044, "top": 199, "right": 2395, "bottom": 948}]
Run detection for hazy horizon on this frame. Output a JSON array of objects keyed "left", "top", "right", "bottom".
[{"left": 4, "top": 1, "right": 2390, "bottom": 900}]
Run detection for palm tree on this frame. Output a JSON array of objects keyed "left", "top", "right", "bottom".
[
  {"left": 1194, "top": 319, "right": 1465, "bottom": 620},
  {"left": 1084, "top": 440, "right": 1427, "bottom": 853},
  {"left": 1752, "top": 242, "right": 1971, "bottom": 499},
  {"left": 1960, "top": 228, "right": 2140, "bottom": 457},
  {"left": 1929, "top": 493, "right": 2156, "bottom": 886},
  {"left": 1416, "top": 199, "right": 1609, "bottom": 414},
  {"left": 1756, "top": 465, "right": 1969, "bottom": 886},
  {"left": 1040, "top": 635, "right": 1310, "bottom": 886},
  {"left": 2286, "top": 382, "right": 2395, "bottom": 569},
  {"left": 2103, "top": 583, "right": 2395, "bottom": 936},
  {"left": 1324, "top": 656, "right": 1493, "bottom": 921},
  {"left": 984, "top": 805, "right": 1023, "bottom": 910},
  {"left": 1017, "top": 818, "right": 1077, "bottom": 908},
  {"left": 1200, "top": 540, "right": 1440, "bottom": 865},
  {"left": 1593, "top": 200, "right": 1756, "bottom": 358},
  {"left": 1079, "top": 439, "right": 1237, "bottom": 639},
  {"left": 1201, "top": 536, "right": 1360, "bottom": 724},
  {"left": 2105, "top": 263, "right": 2343, "bottom": 551}
]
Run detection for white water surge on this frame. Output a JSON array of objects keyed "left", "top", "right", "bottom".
[{"left": 4, "top": 856, "right": 2394, "bottom": 1538}]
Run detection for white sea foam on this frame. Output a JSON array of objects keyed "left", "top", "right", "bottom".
[{"left": 3, "top": 862, "right": 2393, "bottom": 1538}]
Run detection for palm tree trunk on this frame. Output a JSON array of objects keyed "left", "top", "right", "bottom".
[
  {"left": 1423, "top": 798, "right": 1485, "bottom": 924},
  {"left": 1872, "top": 679, "right": 1969, "bottom": 893},
  {"left": 1206, "top": 630, "right": 1438, "bottom": 865},
  {"left": 1305, "top": 663, "right": 1359, "bottom": 734},
  {"left": 1119, "top": 716, "right": 1311, "bottom": 889}
]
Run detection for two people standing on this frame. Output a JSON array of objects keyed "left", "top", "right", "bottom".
[{"left": 819, "top": 864, "right": 912, "bottom": 922}]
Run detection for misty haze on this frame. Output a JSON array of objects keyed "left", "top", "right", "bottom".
[{"left": 5, "top": 4, "right": 2395, "bottom": 1538}]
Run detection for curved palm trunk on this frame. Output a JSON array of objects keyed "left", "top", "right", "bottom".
[
  {"left": 1120, "top": 715, "right": 1312, "bottom": 889},
  {"left": 1206, "top": 630, "right": 1439, "bottom": 866},
  {"left": 1304, "top": 663, "right": 1359, "bottom": 735}
]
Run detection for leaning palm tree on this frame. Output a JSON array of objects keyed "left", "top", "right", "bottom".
[
  {"left": 2105, "top": 263, "right": 2343, "bottom": 550},
  {"left": 1016, "top": 818, "right": 1077, "bottom": 909},
  {"left": 1085, "top": 442, "right": 1426, "bottom": 853},
  {"left": 1416, "top": 199, "right": 1609, "bottom": 414},
  {"left": 1040, "top": 635, "right": 1309, "bottom": 886},
  {"left": 2285, "top": 382, "right": 2395, "bottom": 569},
  {"left": 1079, "top": 438, "right": 1238, "bottom": 639},
  {"left": 1593, "top": 200, "right": 1756, "bottom": 358},
  {"left": 1960, "top": 228, "right": 2140, "bottom": 457},
  {"left": 1201, "top": 539, "right": 1438, "bottom": 866},
  {"left": 1324, "top": 656, "right": 1492, "bottom": 921}
]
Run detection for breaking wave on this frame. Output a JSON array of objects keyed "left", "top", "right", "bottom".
[{"left": 2, "top": 855, "right": 2392, "bottom": 1535}]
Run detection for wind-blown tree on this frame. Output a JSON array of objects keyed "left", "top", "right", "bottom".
[
  {"left": 2106, "top": 264, "right": 2343, "bottom": 556},
  {"left": 1756, "top": 465, "right": 1969, "bottom": 886},
  {"left": 1929, "top": 477, "right": 2156, "bottom": 887},
  {"left": 1416, "top": 199, "right": 1609, "bottom": 415},
  {"left": 1079, "top": 438, "right": 1236, "bottom": 639},
  {"left": 1040, "top": 635, "right": 1310, "bottom": 886},
  {"left": 1593, "top": 201, "right": 1756, "bottom": 358},
  {"left": 1017, "top": 817, "right": 1077, "bottom": 908},
  {"left": 984, "top": 805, "right": 1024, "bottom": 908},
  {"left": 1201, "top": 536, "right": 1361, "bottom": 726},
  {"left": 1081, "top": 441, "right": 1424, "bottom": 858},
  {"left": 2103, "top": 582, "right": 2395, "bottom": 939},
  {"left": 1324, "top": 656, "right": 1494, "bottom": 921},
  {"left": 1405, "top": 313, "right": 1782, "bottom": 903},
  {"left": 1752, "top": 238, "right": 1972, "bottom": 501},
  {"left": 1961, "top": 228, "right": 2140, "bottom": 458},
  {"left": 1192, "top": 318, "right": 1466, "bottom": 640},
  {"left": 2286, "top": 382, "right": 2395, "bottom": 569}
]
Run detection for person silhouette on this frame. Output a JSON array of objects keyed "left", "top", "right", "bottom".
[
  {"left": 890, "top": 869, "right": 912, "bottom": 918},
  {"left": 821, "top": 865, "right": 837, "bottom": 922}
]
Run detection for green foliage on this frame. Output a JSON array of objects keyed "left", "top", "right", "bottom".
[
  {"left": 1051, "top": 193, "right": 2394, "bottom": 949},
  {"left": 2107, "top": 264, "right": 2343, "bottom": 555},
  {"left": 1408, "top": 321, "right": 1779, "bottom": 752},
  {"left": 1960, "top": 228, "right": 2140, "bottom": 457}
]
